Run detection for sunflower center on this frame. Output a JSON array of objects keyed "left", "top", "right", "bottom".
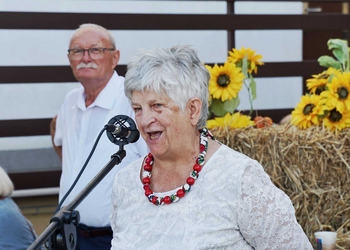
[
  {"left": 315, "top": 85, "right": 327, "bottom": 95},
  {"left": 303, "top": 104, "right": 315, "bottom": 115},
  {"left": 217, "top": 74, "right": 231, "bottom": 88},
  {"left": 329, "top": 108, "right": 342, "bottom": 123},
  {"left": 337, "top": 86, "right": 348, "bottom": 100}
]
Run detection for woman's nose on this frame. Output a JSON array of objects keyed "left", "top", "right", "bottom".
[{"left": 138, "top": 110, "right": 156, "bottom": 127}]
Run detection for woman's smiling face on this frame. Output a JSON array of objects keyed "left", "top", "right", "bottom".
[{"left": 131, "top": 90, "right": 192, "bottom": 160}]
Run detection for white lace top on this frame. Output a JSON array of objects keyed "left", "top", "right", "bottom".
[{"left": 111, "top": 144, "right": 312, "bottom": 249}]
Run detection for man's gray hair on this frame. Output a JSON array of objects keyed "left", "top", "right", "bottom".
[
  {"left": 0, "top": 167, "right": 14, "bottom": 198},
  {"left": 124, "top": 45, "right": 210, "bottom": 129},
  {"left": 70, "top": 23, "right": 116, "bottom": 49}
]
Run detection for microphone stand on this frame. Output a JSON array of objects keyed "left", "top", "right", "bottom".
[{"left": 28, "top": 147, "right": 126, "bottom": 250}]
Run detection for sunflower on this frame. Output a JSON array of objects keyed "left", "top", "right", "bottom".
[
  {"left": 322, "top": 108, "right": 350, "bottom": 131},
  {"left": 320, "top": 71, "right": 350, "bottom": 113},
  {"left": 291, "top": 94, "right": 322, "bottom": 129},
  {"left": 227, "top": 47, "right": 264, "bottom": 74},
  {"left": 306, "top": 67, "right": 340, "bottom": 95},
  {"left": 207, "top": 112, "right": 254, "bottom": 129},
  {"left": 207, "top": 62, "right": 244, "bottom": 102}
]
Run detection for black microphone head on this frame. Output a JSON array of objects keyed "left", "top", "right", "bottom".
[{"left": 106, "top": 115, "right": 140, "bottom": 146}]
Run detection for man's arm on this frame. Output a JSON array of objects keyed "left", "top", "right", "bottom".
[{"left": 50, "top": 116, "right": 62, "bottom": 161}]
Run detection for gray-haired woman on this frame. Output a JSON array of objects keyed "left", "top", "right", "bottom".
[{"left": 110, "top": 45, "right": 312, "bottom": 249}]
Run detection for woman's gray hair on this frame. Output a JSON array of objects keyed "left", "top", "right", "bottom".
[
  {"left": 124, "top": 45, "right": 210, "bottom": 129},
  {"left": 0, "top": 166, "right": 14, "bottom": 198}
]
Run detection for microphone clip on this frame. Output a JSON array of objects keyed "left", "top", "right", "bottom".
[{"left": 105, "top": 115, "right": 140, "bottom": 147}]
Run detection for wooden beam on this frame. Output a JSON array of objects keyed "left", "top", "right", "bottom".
[
  {"left": 0, "top": 61, "right": 323, "bottom": 84},
  {"left": 9, "top": 170, "right": 61, "bottom": 190},
  {"left": 0, "top": 119, "right": 51, "bottom": 137},
  {"left": 1, "top": 12, "right": 350, "bottom": 30}
]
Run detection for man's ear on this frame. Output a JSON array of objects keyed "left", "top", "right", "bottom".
[
  {"left": 67, "top": 54, "right": 72, "bottom": 66},
  {"left": 112, "top": 50, "right": 120, "bottom": 68},
  {"left": 188, "top": 98, "right": 202, "bottom": 126}
]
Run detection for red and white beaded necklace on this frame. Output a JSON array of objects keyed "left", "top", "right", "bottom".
[{"left": 142, "top": 128, "right": 214, "bottom": 206}]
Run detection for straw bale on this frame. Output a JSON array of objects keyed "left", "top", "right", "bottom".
[{"left": 211, "top": 124, "right": 350, "bottom": 249}]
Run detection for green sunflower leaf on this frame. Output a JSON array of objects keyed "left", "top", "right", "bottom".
[
  {"left": 223, "top": 97, "right": 240, "bottom": 113},
  {"left": 318, "top": 56, "right": 341, "bottom": 70},
  {"left": 209, "top": 98, "right": 226, "bottom": 117},
  {"left": 327, "top": 39, "right": 349, "bottom": 72},
  {"left": 236, "top": 60, "right": 243, "bottom": 68},
  {"left": 241, "top": 55, "right": 249, "bottom": 79},
  {"left": 318, "top": 109, "right": 329, "bottom": 119},
  {"left": 209, "top": 97, "right": 240, "bottom": 117},
  {"left": 249, "top": 75, "right": 257, "bottom": 101},
  {"left": 328, "top": 73, "right": 336, "bottom": 83}
]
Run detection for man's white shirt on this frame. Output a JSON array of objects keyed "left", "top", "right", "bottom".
[{"left": 54, "top": 71, "right": 148, "bottom": 227}]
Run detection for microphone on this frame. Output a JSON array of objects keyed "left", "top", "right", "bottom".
[
  {"left": 105, "top": 115, "right": 140, "bottom": 146},
  {"left": 108, "top": 124, "right": 130, "bottom": 138}
]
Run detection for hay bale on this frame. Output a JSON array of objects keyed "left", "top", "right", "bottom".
[{"left": 211, "top": 124, "right": 350, "bottom": 249}]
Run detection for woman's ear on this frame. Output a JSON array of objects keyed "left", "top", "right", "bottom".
[{"left": 187, "top": 98, "right": 202, "bottom": 126}]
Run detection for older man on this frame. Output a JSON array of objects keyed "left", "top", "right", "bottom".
[{"left": 50, "top": 24, "right": 148, "bottom": 249}]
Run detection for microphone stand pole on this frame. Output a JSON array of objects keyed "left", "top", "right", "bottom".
[{"left": 28, "top": 147, "right": 126, "bottom": 250}]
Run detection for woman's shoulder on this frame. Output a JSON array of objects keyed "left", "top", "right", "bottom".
[
  {"left": 212, "top": 144, "right": 258, "bottom": 167},
  {"left": 207, "top": 144, "right": 268, "bottom": 183}
]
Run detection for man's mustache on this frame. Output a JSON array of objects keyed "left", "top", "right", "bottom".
[{"left": 76, "top": 62, "right": 98, "bottom": 70}]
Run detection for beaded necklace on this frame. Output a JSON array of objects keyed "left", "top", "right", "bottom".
[{"left": 142, "top": 128, "right": 214, "bottom": 206}]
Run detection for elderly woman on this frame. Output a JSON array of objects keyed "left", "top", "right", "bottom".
[
  {"left": 0, "top": 166, "right": 37, "bottom": 249},
  {"left": 110, "top": 45, "right": 312, "bottom": 249}
]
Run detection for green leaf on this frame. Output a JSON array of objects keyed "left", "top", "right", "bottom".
[
  {"left": 317, "top": 109, "right": 329, "bottom": 119},
  {"left": 328, "top": 39, "right": 347, "bottom": 61},
  {"left": 327, "top": 39, "right": 349, "bottom": 71},
  {"left": 235, "top": 60, "right": 243, "bottom": 69},
  {"left": 209, "top": 98, "right": 226, "bottom": 117},
  {"left": 241, "top": 55, "right": 249, "bottom": 79},
  {"left": 328, "top": 73, "right": 336, "bottom": 83},
  {"left": 223, "top": 97, "right": 240, "bottom": 113},
  {"left": 318, "top": 56, "right": 342, "bottom": 70},
  {"left": 209, "top": 97, "right": 240, "bottom": 117},
  {"left": 249, "top": 75, "right": 257, "bottom": 101}
]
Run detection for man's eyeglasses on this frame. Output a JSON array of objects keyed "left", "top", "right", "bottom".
[{"left": 68, "top": 48, "right": 115, "bottom": 60}]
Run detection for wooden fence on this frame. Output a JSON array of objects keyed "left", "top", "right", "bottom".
[{"left": 1, "top": 0, "right": 349, "bottom": 189}]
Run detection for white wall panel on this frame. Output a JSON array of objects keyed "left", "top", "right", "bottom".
[
  {"left": 235, "top": 30, "right": 302, "bottom": 62},
  {"left": 237, "top": 77, "right": 303, "bottom": 111},
  {"left": 0, "top": 30, "right": 73, "bottom": 66},
  {"left": 0, "top": 136, "right": 52, "bottom": 150},
  {"left": 0, "top": 83, "right": 79, "bottom": 119},
  {"left": 0, "top": 30, "right": 228, "bottom": 66},
  {"left": 0, "top": 0, "right": 227, "bottom": 14},
  {"left": 234, "top": 1, "right": 303, "bottom": 14}
]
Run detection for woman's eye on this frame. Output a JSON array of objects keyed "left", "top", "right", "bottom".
[{"left": 133, "top": 107, "right": 141, "bottom": 112}]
